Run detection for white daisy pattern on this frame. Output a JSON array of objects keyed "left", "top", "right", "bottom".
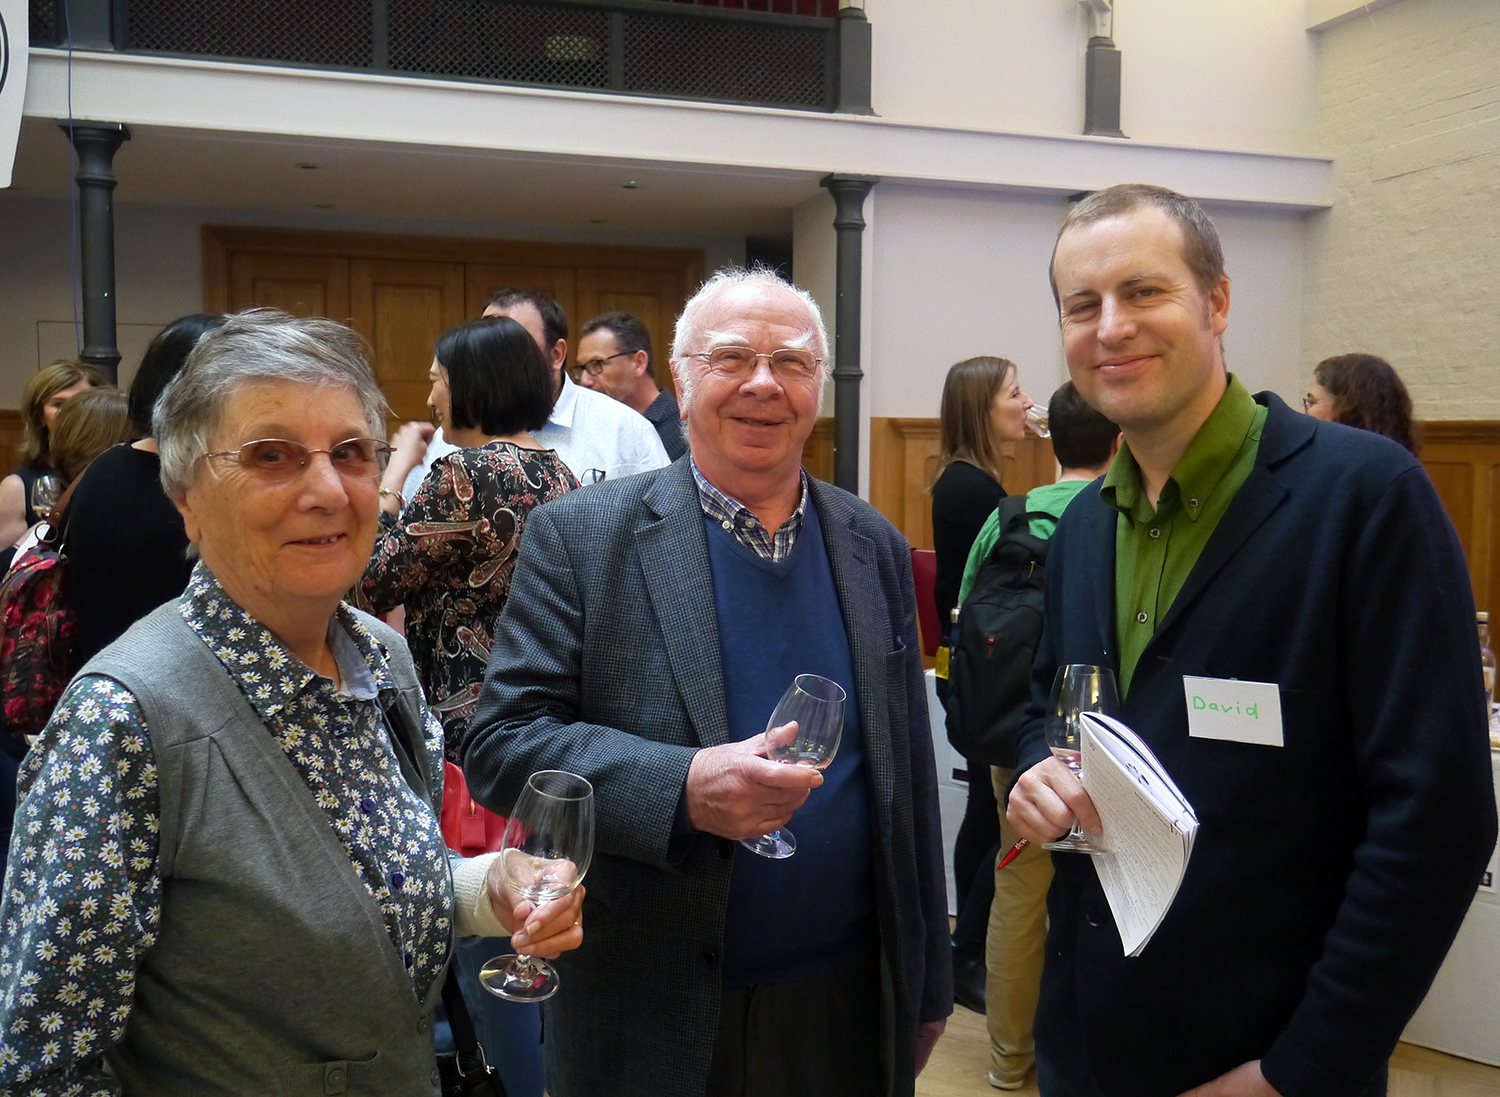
[{"left": 0, "top": 564, "right": 451, "bottom": 1095}]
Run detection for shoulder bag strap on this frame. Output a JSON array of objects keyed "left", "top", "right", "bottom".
[{"left": 439, "top": 967, "right": 505, "bottom": 1096}]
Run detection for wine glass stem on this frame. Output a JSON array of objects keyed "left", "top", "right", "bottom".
[{"left": 512, "top": 952, "right": 539, "bottom": 978}]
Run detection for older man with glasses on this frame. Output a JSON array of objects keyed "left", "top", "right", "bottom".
[{"left": 465, "top": 269, "right": 951, "bottom": 1097}]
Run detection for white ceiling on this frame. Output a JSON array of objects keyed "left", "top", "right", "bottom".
[{"left": 7, "top": 116, "right": 815, "bottom": 236}]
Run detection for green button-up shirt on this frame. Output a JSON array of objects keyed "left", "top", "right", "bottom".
[{"left": 1103, "top": 375, "right": 1268, "bottom": 696}]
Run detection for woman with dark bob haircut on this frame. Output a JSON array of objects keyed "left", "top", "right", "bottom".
[
  {"left": 360, "top": 315, "right": 576, "bottom": 756},
  {"left": 1304, "top": 352, "right": 1418, "bottom": 455},
  {"left": 359, "top": 315, "right": 577, "bottom": 1097}
]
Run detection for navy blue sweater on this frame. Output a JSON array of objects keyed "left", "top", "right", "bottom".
[{"left": 706, "top": 496, "right": 878, "bottom": 988}]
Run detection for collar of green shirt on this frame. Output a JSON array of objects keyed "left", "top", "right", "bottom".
[{"left": 1100, "top": 373, "right": 1260, "bottom": 526}]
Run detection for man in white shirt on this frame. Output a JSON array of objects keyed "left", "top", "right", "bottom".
[
  {"left": 405, "top": 289, "right": 670, "bottom": 499},
  {"left": 486, "top": 289, "right": 669, "bottom": 484}
]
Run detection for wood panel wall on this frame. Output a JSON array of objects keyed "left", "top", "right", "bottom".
[
  {"left": 868, "top": 416, "right": 1500, "bottom": 627},
  {"left": 1418, "top": 422, "right": 1500, "bottom": 624},
  {"left": 0, "top": 411, "right": 26, "bottom": 479}
]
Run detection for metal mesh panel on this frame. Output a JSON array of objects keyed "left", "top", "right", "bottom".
[
  {"left": 390, "top": 0, "right": 610, "bottom": 89},
  {"left": 29, "top": 0, "right": 58, "bottom": 45},
  {"left": 126, "top": 0, "right": 373, "bottom": 67},
  {"left": 623, "top": 12, "right": 826, "bottom": 108},
  {"left": 665, "top": 0, "right": 838, "bottom": 15}
]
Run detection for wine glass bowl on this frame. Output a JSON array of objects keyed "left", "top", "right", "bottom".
[
  {"left": 1042, "top": 664, "right": 1119, "bottom": 855},
  {"left": 741, "top": 673, "right": 846, "bottom": 860},
  {"left": 479, "top": 770, "right": 594, "bottom": 1002}
]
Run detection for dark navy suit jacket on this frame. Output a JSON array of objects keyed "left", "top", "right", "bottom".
[{"left": 1015, "top": 393, "right": 1498, "bottom": 1097}]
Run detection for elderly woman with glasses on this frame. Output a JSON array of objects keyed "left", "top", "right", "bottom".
[{"left": 0, "top": 309, "right": 583, "bottom": 1095}]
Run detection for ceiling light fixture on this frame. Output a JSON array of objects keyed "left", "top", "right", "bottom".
[
  {"left": 295, "top": 162, "right": 320, "bottom": 170},
  {"left": 622, "top": 181, "right": 638, "bottom": 189}
]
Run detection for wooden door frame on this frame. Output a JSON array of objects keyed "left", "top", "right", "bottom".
[{"left": 203, "top": 226, "right": 705, "bottom": 320}]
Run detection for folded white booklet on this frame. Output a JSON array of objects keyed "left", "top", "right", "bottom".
[{"left": 1079, "top": 712, "right": 1199, "bottom": 957}]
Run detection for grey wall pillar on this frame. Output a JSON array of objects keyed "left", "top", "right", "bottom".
[
  {"left": 1083, "top": 37, "right": 1125, "bottom": 138},
  {"left": 61, "top": 122, "right": 130, "bottom": 383},
  {"left": 834, "top": 7, "right": 873, "bottom": 115},
  {"left": 819, "top": 174, "right": 876, "bottom": 494}
]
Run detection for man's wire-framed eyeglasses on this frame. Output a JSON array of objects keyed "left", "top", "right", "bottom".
[
  {"left": 199, "top": 438, "right": 395, "bottom": 483},
  {"left": 691, "top": 346, "right": 822, "bottom": 381},
  {"left": 578, "top": 351, "right": 632, "bottom": 376}
]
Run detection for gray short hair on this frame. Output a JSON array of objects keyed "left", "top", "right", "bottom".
[
  {"left": 669, "top": 267, "right": 831, "bottom": 407},
  {"left": 156, "top": 309, "right": 388, "bottom": 499}
]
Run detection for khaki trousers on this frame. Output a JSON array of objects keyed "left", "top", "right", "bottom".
[{"left": 986, "top": 767, "right": 1054, "bottom": 1086}]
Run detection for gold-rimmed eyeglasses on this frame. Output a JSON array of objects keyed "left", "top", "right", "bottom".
[
  {"left": 199, "top": 437, "right": 394, "bottom": 482},
  {"left": 690, "top": 346, "right": 822, "bottom": 381}
]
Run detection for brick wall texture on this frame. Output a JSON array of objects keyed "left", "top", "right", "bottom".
[{"left": 1302, "top": 0, "right": 1500, "bottom": 420}]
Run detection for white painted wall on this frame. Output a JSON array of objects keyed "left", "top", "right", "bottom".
[
  {"left": 0, "top": 193, "right": 743, "bottom": 408},
  {"left": 1301, "top": 0, "right": 1500, "bottom": 420},
  {"left": 867, "top": 0, "right": 1319, "bottom": 155},
  {"left": 863, "top": 185, "right": 1309, "bottom": 422},
  {"left": 865, "top": 185, "right": 1068, "bottom": 420}
]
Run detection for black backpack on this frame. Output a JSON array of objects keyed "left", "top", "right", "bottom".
[{"left": 944, "top": 495, "right": 1050, "bottom": 768}]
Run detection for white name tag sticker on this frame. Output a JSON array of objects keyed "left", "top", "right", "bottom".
[{"left": 1182, "top": 676, "right": 1283, "bottom": 747}]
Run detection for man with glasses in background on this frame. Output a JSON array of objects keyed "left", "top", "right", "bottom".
[
  {"left": 465, "top": 269, "right": 951, "bottom": 1097},
  {"left": 577, "top": 310, "right": 688, "bottom": 461},
  {"left": 405, "top": 289, "right": 668, "bottom": 498}
]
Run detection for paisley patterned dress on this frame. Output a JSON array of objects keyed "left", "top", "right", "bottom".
[{"left": 358, "top": 442, "right": 576, "bottom": 761}]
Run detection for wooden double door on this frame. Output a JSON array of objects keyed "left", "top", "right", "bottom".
[{"left": 204, "top": 227, "right": 704, "bottom": 428}]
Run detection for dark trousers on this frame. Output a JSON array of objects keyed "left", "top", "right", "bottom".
[
  {"left": 707, "top": 951, "right": 881, "bottom": 1097},
  {"left": 0, "top": 735, "right": 23, "bottom": 887},
  {"left": 451, "top": 937, "right": 544, "bottom": 1097},
  {"left": 952, "top": 758, "right": 1001, "bottom": 950}
]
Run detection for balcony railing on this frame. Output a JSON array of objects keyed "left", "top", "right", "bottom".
[{"left": 29, "top": 0, "right": 868, "bottom": 113}]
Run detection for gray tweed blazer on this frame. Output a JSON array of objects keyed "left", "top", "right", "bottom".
[{"left": 466, "top": 457, "right": 951, "bottom": 1097}]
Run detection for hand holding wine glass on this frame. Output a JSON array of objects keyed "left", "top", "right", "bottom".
[
  {"left": 480, "top": 770, "right": 594, "bottom": 1002},
  {"left": 1041, "top": 664, "right": 1119, "bottom": 854},
  {"left": 741, "top": 673, "right": 846, "bottom": 859}
]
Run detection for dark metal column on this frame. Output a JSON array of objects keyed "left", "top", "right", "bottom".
[
  {"left": 819, "top": 174, "right": 876, "bottom": 494},
  {"left": 833, "top": 6, "right": 873, "bottom": 115},
  {"left": 60, "top": 121, "right": 130, "bottom": 383}
]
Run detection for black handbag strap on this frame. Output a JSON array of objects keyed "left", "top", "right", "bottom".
[{"left": 440, "top": 963, "right": 506, "bottom": 1097}]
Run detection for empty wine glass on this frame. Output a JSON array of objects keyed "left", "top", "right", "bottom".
[
  {"left": 479, "top": 770, "right": 594, "bottom": 1003},
  {"left": 741, "top": 673, "right": 846, "bottom": 860},
  {"left": 1042, "top": 664, "right": 1119, "bottom": 854}
]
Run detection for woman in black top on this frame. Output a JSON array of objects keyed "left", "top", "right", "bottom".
[
  {"left": 66, "top": 314, "right": 225, "bottom": 664},
  {"left": 0, "top": 360, "right": 104, "bottom": 545},
  {"left": 930, "top": 354, "right": 1035, "bottom": 1013}
]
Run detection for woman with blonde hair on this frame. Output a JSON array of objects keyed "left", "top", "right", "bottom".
[
  {"left": 0, "top": 360, "right": 104, "bottom": 544},
  {"left": 48, "top": 387, "right": 132, "bottom": 483},
  {"left": 930, "top": 354, "right": 1034, "bottom": 1014}
]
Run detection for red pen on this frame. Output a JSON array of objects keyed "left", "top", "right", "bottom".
[{"left": 996, "top": 838, "right": 1029, "bottom": 871}]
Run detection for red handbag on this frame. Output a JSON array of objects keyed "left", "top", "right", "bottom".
[{"left": 440, "top": 760, "right": 508, "bottom": 856}]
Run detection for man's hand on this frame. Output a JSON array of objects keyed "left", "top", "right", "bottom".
[
  {"left": 485, "top": 858, "right": 585, "bottom": 959},
  {"left": 686, "top": 726, "right": 823, "bottom": 840},
  {"left": 915, "top": 1019, "right": 947, "bottom": 1075},
  {"left": 1006, "top": 755, "right": 1102, "bottom": 844},
  {"left": 1177, "top": 1060, "right": 1282, "bottom": 1097}
]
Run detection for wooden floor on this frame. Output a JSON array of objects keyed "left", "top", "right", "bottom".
[{"left": 918, "top": 1003, "right": 1500, "bottom": 1097}]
